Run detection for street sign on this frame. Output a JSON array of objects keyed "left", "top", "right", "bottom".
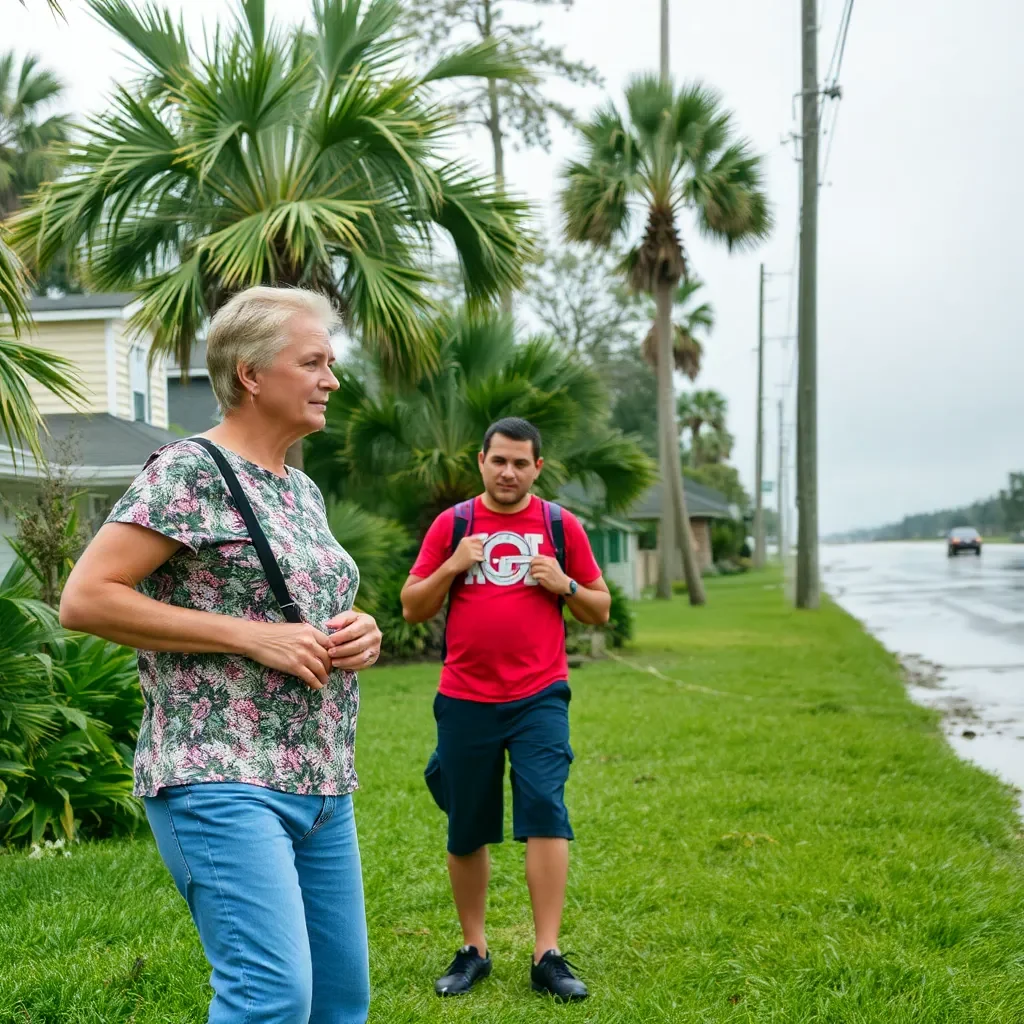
[{"left": 762, "top": 481, "right": 775, "bottom": 494}]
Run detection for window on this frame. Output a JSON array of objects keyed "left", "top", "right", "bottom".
[
  {"left": 88, "top": 493, "right": 113, "bottom": 535},
  {"left": 608, "top": 530, "right": 622, "bottom": 564},
  {"left": 130, "top": 345, "right": 149, "bottom": 423}
]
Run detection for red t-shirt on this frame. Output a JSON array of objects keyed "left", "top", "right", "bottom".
[{"left": 410, "top": 496, "right": 602, "bottom": 703}]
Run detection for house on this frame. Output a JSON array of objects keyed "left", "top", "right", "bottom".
[
  {"left": 627, "top": 479, "right": 738, "bottom": 591},
  {"left": 167, "top": 337, "right": 221, "bottom": 434},
  {"left": 560, "top": 476, "right": 736, "bottom": 599},
  {"left": 0, "top": 293, "right": 181, "bottom": 574}
]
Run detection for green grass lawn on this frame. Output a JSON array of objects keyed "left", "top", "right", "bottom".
[{"left": 4, "top": 573, "right": 1024, "bottom": 1023}]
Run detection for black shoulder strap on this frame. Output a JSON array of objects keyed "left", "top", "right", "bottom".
[
  {"left": 187, "top": 438, "right": 302, "bottom": 624},
  {"left": 543, "top": 501, "right": 567, "bottom": 573}
]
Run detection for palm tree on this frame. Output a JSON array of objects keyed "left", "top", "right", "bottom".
[
  {"left": 305, "top": 307, "right": 656, "bottom": 537},
  {"left": 642, "top": 276, "right": 714, "bottom": 381},
  {"left": 0, "top": 225, "right": 83, "bottom": 460},
  {"left": 677, "top": 388, "right": 726, "bottom": 447},
  {"left": 0, "top": 51, "right": 72, "bottom": 217},
  {"left": 561, "top": 75, "right": 770, "bottom": 603},
  {"left": 12, "top": 0, "right": 535, "bottom": 464}
]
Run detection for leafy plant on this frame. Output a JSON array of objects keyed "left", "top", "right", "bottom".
[
  {"left": 0, "top": 559, "right": 143, "bottom": 847},
  {"left": 307, "top": 306, "right": 656, "bottom": 538},
  {"left": 12, "top": 0, "right": 535, "bottom": 383},
  {"left": 603, "top": 578, "right": 633, "bottom": 647}
]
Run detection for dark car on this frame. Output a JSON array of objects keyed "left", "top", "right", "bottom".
[{"left": 948, "top": 527, "right": 982, "bottom": 557}]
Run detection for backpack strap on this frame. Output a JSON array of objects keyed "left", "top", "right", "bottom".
[
  {"left": 188, "top": 438, "right": 302, "bottom": 624},
  {"left": 542, "top": 500, "right": 567, "bottom": 573},
  {"left": 442, "top": 498, "right": 476, "bottom": 663},
  {"left": 449, "top": 498, "right": 475, "bottom": 555}
]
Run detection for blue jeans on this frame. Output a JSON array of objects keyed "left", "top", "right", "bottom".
[{"left": 145, "top": 783, "right": 370, "bottom": 1024}]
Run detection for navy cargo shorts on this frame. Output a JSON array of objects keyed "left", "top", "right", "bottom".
[{"left": 426, "top": 680, "right": 575, "bottom": 857}]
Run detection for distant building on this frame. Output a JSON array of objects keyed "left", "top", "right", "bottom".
[{"left": 0, "top": 293, "right": 181, "bottom": 574}]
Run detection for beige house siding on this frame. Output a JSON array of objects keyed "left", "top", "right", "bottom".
[
  {"left": 23, "top": 320, "right": 109, "bottom": 415},
  {"left": 149, "top": 351, "right": 169, "bottom": 429},
  {"left": 114, "top": 320, "right": 133, "bottom": 421}
]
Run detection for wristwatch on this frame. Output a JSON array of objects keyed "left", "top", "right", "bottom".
[{"left": 565, "top": 578, "right": 579, "bottom": 597}]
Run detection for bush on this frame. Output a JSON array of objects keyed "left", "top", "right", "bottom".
[
  {"left": 371, "top": 565, "right": 444, "bottom": 661},
  {"left": 711, "top": 519, "right": 745, "bottom": 562},
  {"left": 603, "top": 578, "right": 634, "bottom": 647},
  {"left": 0, "top": 560, "right": 143, "bottom": 847}
]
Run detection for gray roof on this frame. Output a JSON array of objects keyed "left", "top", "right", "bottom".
[
  {"left": 28, "top": 292, "right": 136, "bottom": 313},
  {"left": 41, "top": 414, "right": 181, "bottom": 467},
  {"left": 560, "top": 476, "right": 734, "bottom": 522},
  {"left": 629, "top": 478, "right": 734, "bottom": 520}
]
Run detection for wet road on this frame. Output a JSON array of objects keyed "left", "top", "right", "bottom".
[{"left": 822, "top": 541, "right": 1024, "bottom": 806}]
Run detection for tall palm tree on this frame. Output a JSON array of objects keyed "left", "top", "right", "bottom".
[
  {"left": 12, "top": 0, "right": 535, "bottom": 464},
  {"left": 561, "top": 76, "right": 770, "bottom": 603},
  {"left": 677, "top": 388, "right": 726, "bottom": 447},
  {"left": 0, "top": 51, "right": 72, "bottom": 217},
  {"left": 305, "top": 307, "right": 656, "bottom": 537},
  {"left": 642, "top": 276, "right": 714, "bottom": 381}
]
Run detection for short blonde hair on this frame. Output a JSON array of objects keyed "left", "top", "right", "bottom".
[{"left": 205, "top": 286, "right": 341, "bottom": 411}]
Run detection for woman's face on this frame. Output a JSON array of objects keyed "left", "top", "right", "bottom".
[{"left": 254, "top": 313, "right": 340, "bottom": 435}]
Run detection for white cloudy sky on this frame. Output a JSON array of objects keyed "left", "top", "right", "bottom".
[{"left": 8, "top": 0, "right": 1024, "bottom": 533}]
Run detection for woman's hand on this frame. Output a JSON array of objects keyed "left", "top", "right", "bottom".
[
  {"left": 242, "top": 622, "right": 334, "bottom": 690},
  {"left": 325, "top": 611, "right": 382, "bottom": 671}
]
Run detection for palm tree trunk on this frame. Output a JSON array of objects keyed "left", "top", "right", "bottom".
[
  {"left": 655, "top": 282, "right": 675, "bottom": 599},
  {"left": 656, "top": 281, "right": 706, "bottom": 605}
]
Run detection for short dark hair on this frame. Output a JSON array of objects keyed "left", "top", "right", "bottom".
[{"left": 482, "top": 417, "right": 542, "bottom": 460}]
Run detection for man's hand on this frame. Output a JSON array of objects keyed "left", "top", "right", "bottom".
[
  {"left": 529, "top": 555, "right": 571, "bottom": 596},
  {"left": 448, "top": 533, "right": 487, "bottom": 575},
  {"left": 325, "top": 611, "right": 382, "bottom": 671}
]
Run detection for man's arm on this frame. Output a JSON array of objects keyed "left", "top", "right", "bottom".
[
  {"left": 529, "top": 557, "right": 611, "bottom": 625},
  {"left": 401, "top": 535, "right": 485, "bottom": 623}
]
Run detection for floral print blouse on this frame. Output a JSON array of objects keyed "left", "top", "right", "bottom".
[{"left": 107, "top": 440, "right": 360, "bottom": 798}]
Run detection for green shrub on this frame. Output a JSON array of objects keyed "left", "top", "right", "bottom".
[
  {"left": 603, "top": 578, "right": 633, "bottom": 647},
  {"left": 0, "top": 560, "right": 143, "bottom": 847},
  {"left": 371, "top": 566, "right": 444, "bottom": 661}
]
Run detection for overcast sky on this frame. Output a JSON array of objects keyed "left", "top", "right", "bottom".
[{"left": 8, "top": 0, "right": 1024, "bottom": 533}]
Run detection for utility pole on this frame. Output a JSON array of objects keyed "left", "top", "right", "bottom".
[
  {"left": 796, "top": 0, "right": 820, "bottom": 608},
  {"left": 660, "top": 0, "right": 669, "bottom": 80},
  {"left": 777, "top": 398, "right": 786, "bottom": 560},
  {"left": 753, "top": 263, "right": 766, "bottom": 568}
]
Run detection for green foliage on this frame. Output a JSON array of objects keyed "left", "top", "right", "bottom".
[
  {"left": 306, "top": 306, "right": 656, "bottom": 537},
  {"left": 603, "top": 578, "right": 633, "bottom": 647},
  {"left": 0, "top": 560, "right": 143, "bottom": 847},
  {"left": 372, "top": 566, "right": 441, "bottom": 661},
  {"left": 0, "top": 50, "right": 72, "bottom": 218},
  {"left": 3, "top": 438, "right": 86, "bottom": 606},
  {"left": 11, "top": 0, "right": 534, "bottom": 379},
  {"left": 710, "top": 518, "right": 745, "bottom": 563},
  {"left": 1000, "top": 472, "right": 1024, "bottom": 535}
]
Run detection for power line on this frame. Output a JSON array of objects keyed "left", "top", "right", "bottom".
[{"left": 819, "top": 0, "right": 854, "bottom": 185}]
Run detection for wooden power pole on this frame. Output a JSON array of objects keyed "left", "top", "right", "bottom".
[
  {"left": 753, "top": 263, "right": 766, "bottom": 568},
  {"left": 796, "top": 0, "right": 820, "bottom": 608}
]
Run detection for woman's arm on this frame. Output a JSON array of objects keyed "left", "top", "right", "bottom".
[{"left": 61, "top": 523, "right": 335, "bottom": 690}]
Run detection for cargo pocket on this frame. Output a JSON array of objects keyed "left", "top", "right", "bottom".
[{"left": 424, "top": 750, "right": 448, "bottom": 812}]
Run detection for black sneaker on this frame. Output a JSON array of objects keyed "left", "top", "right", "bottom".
[
  {"left": 435, "top": 945, "right": 492, "bottom": 997},
  {"left": 531, "top": 950, "right": 589, "bottom": 1002}
]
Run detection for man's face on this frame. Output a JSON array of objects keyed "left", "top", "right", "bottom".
[{"left": 478, "top": 434, "right": 542, "bottom": 505}]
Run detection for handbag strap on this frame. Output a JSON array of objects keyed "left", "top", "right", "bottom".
[{"left": 187, "top": 438, "right": 302, "bottom": 624}]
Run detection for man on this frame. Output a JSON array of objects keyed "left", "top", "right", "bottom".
[{"left": 401, "top": 417, "right": 610, "bottom": 1003}]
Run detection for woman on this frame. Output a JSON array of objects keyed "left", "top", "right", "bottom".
[{"left": 60, "top": 286, "right": 381, "bottom": 1024}]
